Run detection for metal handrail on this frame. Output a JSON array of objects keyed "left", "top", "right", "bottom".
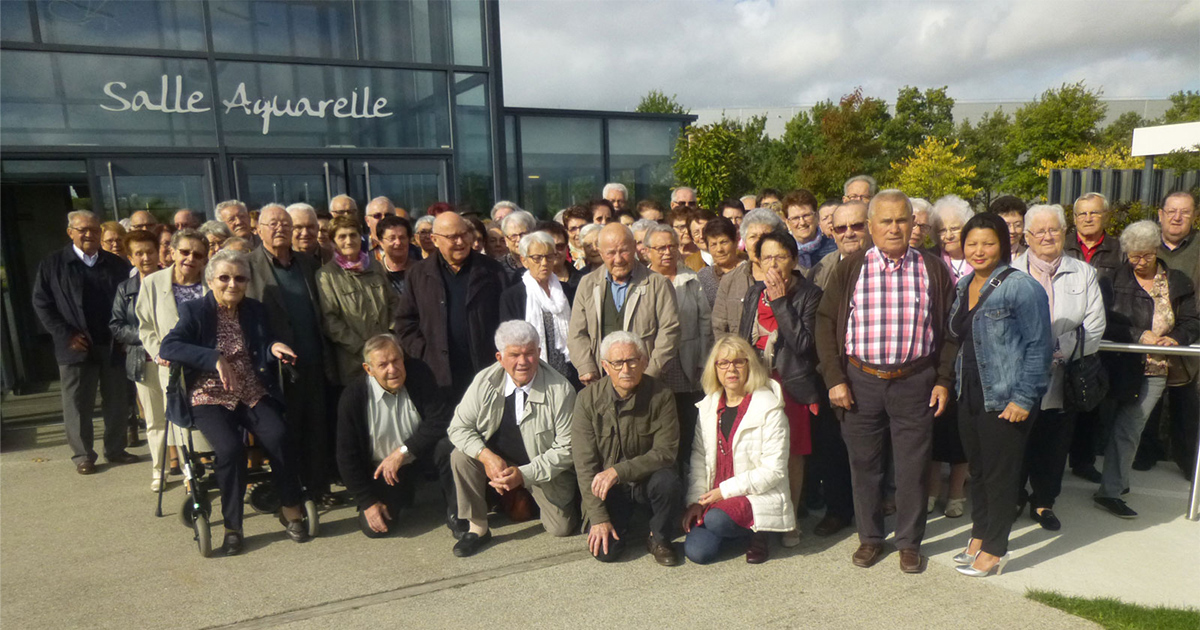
[{"left": 1096, "top": 341, "right": 1200, "bottom": 521}]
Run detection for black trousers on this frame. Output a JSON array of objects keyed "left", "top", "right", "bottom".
[
  {"left": 810, "top": 404, "right": 854, "bottom": 520},
  {"left": 1020, "top": 408, "right": 1074, "bottom": 510},
  {"left": 594, "top": 467, "right": 683, "bottom": 562},
  {"left": 959, "top": 390, "right": 1034, "bottom": 557},
  {"left": 191, "top": 399, "right": 302, "bottom": 532},
  {"left": 1068, "top": 407, "right": 1103, "bottom": 471},
  {"left": 674, "top": 391, "right": 702, "bottom": 473},
  {"left": 357, "top": 473, "right": 415, "bottom": 538},
  {"left": 282, "top": 362, "right": 329, "bottom": 496},
  {"left": 59, "top": 356, "right": 129, "bottom": 464}
]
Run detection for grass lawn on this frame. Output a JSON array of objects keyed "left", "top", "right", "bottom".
[{"left": 1028, "top": 590, "right": 1200, "bottom": 630}]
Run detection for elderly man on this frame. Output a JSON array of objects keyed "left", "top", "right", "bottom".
[
  {"left": 128, "top": 210, "right": 159, "bottom": 234},
  {"left": 33, "top": 211, "right": 135, "bottom": 474},
  {"left": 172, "top": 209, "right": 201, "bottom": 231},
  {"left": 670, "top": 186, "right": 697, "bottom": 209},
  {"left": 786, "top": 189, "right": 836, "bottom": 269},
  {"left": 603, "top": 183, "right": 629, "bottom": 213},
  {"left": 567, "top": 223, "right": 680, "bottom": 386},
  {"left": 286, "top": 202, "right": 326, "bottom": 261},
  {"left": 711, "top": 209, "right": 790, "bottom": 335},
  {"left": 396, "top": 212, "right": 510, "bottom": 402},
  {"left": 337, "top": 334, "right": 455, "bottom": 538},
  {"left": 246, "top": 203, "right": 334, "bottom": 502},
  {"left": 329, "top": 194, "right": 358, "bottom": 220},
  {"left": 500, "top": 210, "right": 537, "bottom": 281},
  {"left": 1158, "top": 191, "right": 1200, "bottom": 285},
  {"left": 364, "top": 196, "right": 396, "bottom": 253},
  {"left": 1064, "top": 193, "right": 1120, "bottom": 276},
  {"left": 491, "top": 200, "right": 519, "bottom": 226},
  {"left": 447, "top": 321, "right": 580, "bottom": 556},
  {"left": 990, "top": 195, "right": 1028, "bottom": 257},
  {"left": 842, "top": 174, "right": 876, "bottom": 204},
  {"left": 815, "top": 189, "right": 958, "bottom": 574},
  {"left": 573, "top": 332, "right": 682, "bottom": 565},
  {"left": 638, "top": 200, "right": 665, "bottom": 223},
  {"left": 215, "top": 199, "right": 254, "bottom": 239},
  {"left": 809, "top": 201, "right": 871, "bottom": 291}
]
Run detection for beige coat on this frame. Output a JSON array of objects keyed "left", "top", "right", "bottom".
[
  {"left": 567, "top": 264, "right": 680, "bottom": 379},
  {"left": 710, "top": 261, "right": 753, "bottom": 337},
  {"left": 316, "top": 259, "right": 399, "bottom": 385},
  {"left": 668, "top": 269, "right": 713, "bottom": 392}
]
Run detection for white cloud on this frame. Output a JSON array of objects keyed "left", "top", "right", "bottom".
[{"left": 499, "top": 0, "right": 1200, "bottom": 110}]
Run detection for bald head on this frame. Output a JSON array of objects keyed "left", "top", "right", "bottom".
[
  {"left": 365, "top": 196, "right": 395, "bottom": 243},
  {"left": 598, "top": 223, "right": 638, "bottom": 281},
  {"left": 173, "top": 209, "right": 201, "bottom": 230},
  {"left": 129, "top": 210, "right": 158, "bottom": 232},
  {"left": 432, "top": 212, "right": 473, "bottom": 268},
  {"left": 329, "top": 194, "right": 358, "bottom": 219}
]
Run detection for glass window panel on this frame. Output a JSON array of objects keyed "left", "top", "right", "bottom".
[
  {"left": 450, "top": 0, "right": 485, "bottom": 66},
  {"left": 350, "top": 159, "right": 445, "bottom": 218},
  {"left": 35, "top": 0, "right": 206, "bottom": 51},
  {"left": 209, "top": 0, "right": 356, "bottom": 60},
  {"left": 607, "top": 119, "right": 682, "bottom": 204},
  {"left": 99, "top": 158, "right": 215, "bottom": 223},
  {"left": 215, "top": 61, "right": 451, "bottom": 149},
  {"left": 504, "top": 115, "right": 518, "bottom": 200},
  {"left": 454, "top": 73, "right": 492, "bottom": 215},
  {"left": 0, "top": 51, "right": 218, "bottom": 147},
  {"left": 357, "top": 0, "right": 449, "bottom": 64},
  {"left": 1, "top": 1, "right": 34, "bottom": 42},
  {"left": 519, "top": 116, "right": 602, "bottom": 216}
]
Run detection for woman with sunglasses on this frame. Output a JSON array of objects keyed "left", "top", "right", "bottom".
[{"left": 160, "top": 248, "right": 310, "bottom": 556}]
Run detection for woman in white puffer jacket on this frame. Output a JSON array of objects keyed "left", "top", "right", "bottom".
[{"left": 682, "top": 335, "right": 794, "bottom": 565}]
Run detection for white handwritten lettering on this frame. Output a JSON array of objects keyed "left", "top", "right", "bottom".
[{"left": 101, "top": 75, "right": 209, "bottom": 114}]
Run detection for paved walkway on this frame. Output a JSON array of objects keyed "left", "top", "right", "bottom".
[{"left": 1, "top": 417, "right": 1196, "bottom": 629}]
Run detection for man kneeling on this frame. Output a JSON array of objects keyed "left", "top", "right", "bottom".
[
  {"left": 574, "top": 331, "right": 683, "bottom": 566},
  {"left": 447, "top": 320, "right": 581, "bottom": 557},
  {"left": 336, "top": 334, "right": 456, "bottom": 538}
]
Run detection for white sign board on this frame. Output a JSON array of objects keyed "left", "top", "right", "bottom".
[{"left": 1131, "top": 122, "right": 1200, "bottom": 157}]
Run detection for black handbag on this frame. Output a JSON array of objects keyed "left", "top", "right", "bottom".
[{"left": 1063, "top": 323, "right": 1108, "bottom": 412}]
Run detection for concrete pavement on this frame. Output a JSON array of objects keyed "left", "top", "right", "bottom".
[{"left": 1, "top": 417, "right": 1195, "bottom": 629}]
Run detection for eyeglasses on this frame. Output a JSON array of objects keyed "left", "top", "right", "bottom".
[
  {"left": 1128, "top": 253, "right": 1156, "bottom": 263},
  {"left": 604, "top": 358, "right": 641, "bottom": 371},
  {"left": 262, "top": 220, "right": 291, "bottom": 231},
  {"left": 506, "top": 231, "right": 529, "bottom": 241},
  {"left": 175, "top": 248, "right": 206, "bottom": 259},
  {"left": 433, "top": 230, "right": 471, "bottom": 242},
  {"left": 715, "top": 358, "right": 749, "bottom": 371},
  {"left": 832, "top": 222, "right": 866, "bottom": 234},
  {"left": 1162, "top": 209, "right": 1194, "bottom": 218},
  {"left": 647, "top": 245, "right": 675, "bottom": 255},
  {"left": 525, "top": 254, "right": 556, "bottom": 264},
  {"left": 844, "top": 194, "right": 871, "bottom": 201},
  {"left": 760, "top": 255, "right": 793, "bottom": 265},
  {"left": 216, "top": 274, "right": 249, "bottom": 284},
  {"left": 788, "top": 213, "right": 815, "bottom": 224},
  {"left": 69, "top": 226, "right": 99, "bottom": 235},
  {"left": 130, "top": 223, "right": 155, "bottom": 230},
  {"left": 1027, "top": 228, "right": 1062, "bottom": 239},
  {"left": 366, "top": 213, "right": 387, "bottom": 221},
  {"left": 1075, "top": 211, "right": 1106, "bottom": 219}
]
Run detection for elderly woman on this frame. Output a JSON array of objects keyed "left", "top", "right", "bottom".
[
  {"left": 160, "top": 249, "right": 309, "bottom": 555},
  {"left": 158, "top": 225, "right": 176, "bottom": 267},
  {"left": 578, "top": 223, "right": 604, "bottom": 273},
  {"left": 100, "top": 221, "right": 127, "bottom": 258},
  {"left": 682, "top": 335, "right": 794, "bottom": 564},
  {"left": 1010, "top": 205, "right": 1106, "bottom": 531},
  {"left": 949, "top": 213, "right": 1052, "bottom": 578},
  {"left": 414, "top": 215, "right": 437, "bottom": 259},
  {"left": 199, "top": 220, "right": 232, "bottom": 258},
  {"left": 111, "top": 230, "right": 162, "bottom": 489},
  {"left": 1095, "top": 220, "right": 1199, "bottom": 519},
  {"left": 501, "top": 210, "right": 538, "bottom": 279},
  {"left": 536, "top": 220, "right": 584, "bottom": 291},
  {"left": 499, "top": 231, "right": 579, "bottom": 387},
  {"left": 736, "top": 231, "right": 821, "bottom": 548},
  {"left": 712, "top": 209, "right": 789, "bottom": 336},
  {"left": 926, "top": 194, "right": 975, "bottom": 517},
  {"left": 644, "top": 223, "right": 714, "bottom": 466},
  {"left": 697, "top": 217, "right": 743, "bottom": 308},
  {"left": 909, "top": 198, "right": 932, "bottom": 250},
  {"left": 316, "top": 215, "right": 400, "bottom": 387}
]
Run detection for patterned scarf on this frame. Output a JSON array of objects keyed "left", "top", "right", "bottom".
[{"left": 334, "top": 250, "right": 370, "bottom": 272}]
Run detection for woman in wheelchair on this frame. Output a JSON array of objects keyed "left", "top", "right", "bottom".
[{"left": 161, "top": 248, "right": 311, "bottom": 555}]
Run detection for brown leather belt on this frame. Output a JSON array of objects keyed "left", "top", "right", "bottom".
[{"left": 847, "top": 355, "right": 932, "bottom": 380}]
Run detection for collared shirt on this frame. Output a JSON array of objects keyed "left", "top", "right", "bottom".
[
  {"left": 366, "top": 376, "right": 421, "bottom": 463},
  {"left": 503, "top": 372, "right": 533, "bottom": 426},
  {"left": 72, "top": 244, "right": 98, "bottom": 267},
  {"left": 1076, "top": 232, "right": 1104, "bottom": 264},
  {"left": 606, "top": 271, "right": 631, "bottom": 312},
  {"left": 846, "top": 247, "right": 933, "bottom": 366}
]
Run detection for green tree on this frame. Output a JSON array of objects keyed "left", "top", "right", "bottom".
[
  {"left": 1162, "top": 90, "right": 1200, "bottom": 124},
  {"left": 795, "top": 88, "right": 892, "bottom": 199},
  {"left": 1099, "top": 111, "right": 1146, "bottom": 149},
  {"left": 881, "top": 86, "right": 955, "bottom": 162},
  {"left": 890, "top": 137, "right": 980, "bottom": 201},
  {"left": 1002, "top": 82, "right": 1107, "bottom": 199},
  {"left": 736, "top": 115, "right": 794, "bottom": 193},
  {"left": 673, "top": 121, "right": 744, "bottom": 209},
  {"left": 954, "top": 108, "right": 1011, "bottom": 207},
  {"left": 636, "top": 90, "right": 689, "bottom": 115}
]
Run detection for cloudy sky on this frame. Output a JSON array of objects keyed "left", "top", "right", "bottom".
[{"left": 499, "top": 0, "right": 1200, "bottom": 111}]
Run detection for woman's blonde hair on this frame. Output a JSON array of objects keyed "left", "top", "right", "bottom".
[{"left": 700, "top": 335, "right": 770, "bottom": 396}]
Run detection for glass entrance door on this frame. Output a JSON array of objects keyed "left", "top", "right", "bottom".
[
  {"left": 100, "top": 157, "right": 218, "bottom": 223},
  {"left": 231, "top": 158, "right": 348, "bottom": 213},
  {"left": 348, "top": 158, "right": 447, "bottom": 216}
]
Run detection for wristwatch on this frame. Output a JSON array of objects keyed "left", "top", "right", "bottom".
[{"left": 398, "top": 445, "right": 409, "bottom": 456}]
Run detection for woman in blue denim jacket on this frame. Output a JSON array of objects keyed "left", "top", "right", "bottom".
[{"left": 947, "top": 213, "right": 1053, "bottom": 578}]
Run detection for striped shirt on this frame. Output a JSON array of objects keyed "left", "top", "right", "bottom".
[{"left": 845, "top": 247, "right": 933, "bottom": 366}]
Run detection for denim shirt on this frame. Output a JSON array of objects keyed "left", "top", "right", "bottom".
[{"left": 949, "top": 264, "right": 1054, "bottom": 412}]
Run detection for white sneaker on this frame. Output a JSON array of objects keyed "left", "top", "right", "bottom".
[
  {"left": 151, "top": 477, "right": 164, "bottom": 492},
  {"left": 781, "top": 528, "right": 801, "bottom": 548}
]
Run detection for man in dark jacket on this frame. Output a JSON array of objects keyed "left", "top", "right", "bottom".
[
  {"left": 395, "top": 212, "right": 509, "bottom": 403},
  {"left": 336, "top": 334, "right": 456, "bottom": 538},
  {"left": 33, "top": 210, "right": 135, "bottom": 474}
]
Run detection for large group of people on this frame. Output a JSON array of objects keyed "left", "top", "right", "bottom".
[{"left": 31, "top": 181, "right": 1199, "bottom": 574}]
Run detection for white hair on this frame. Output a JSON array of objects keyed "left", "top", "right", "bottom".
[
  {"left": 286, "top": 202, "right": 317, "bottom": 222},
  {"left": 553, "top": 209, "right": 567, "bottom": 224},
  {"left": 843, "top": 174, "right": 878, "bottom": 196},
  {"left": 600, "top": 331, "right": 647, "bottom": 361},
  {"left": 579, "top": 223, "right": 603, "bottom": 241},
  {"left": 362, "top": 333, "right": 402, "bottom": 363},
  {"left": 259, "top": 203, "right": 287, "bottom": 215},
  {"left": 739, "top": 195, "right": 757, "bottom": 209},
  {"left": 199, "top": 220, "right": 232, "bottom": 239},
  {"left": 501, "top": 210, "right": 536, "bottom": 235},
  {"left": 1074, "top": 192, "right": 1110, "bottom": 212},
  {"left": 118, "top": 218, "right": 133, "bottom": 230},
  {"left": 204, "top": 248, "right": 250, "bottom": 284},
  {"left": 518, "top": 231, "right": 556, "bottom": 257},
  {"left": 931, "top": 194, "right": 973, "bottom": 230},
  {"left": 67, "top": 210, "right": 97, "bottom": 226},
  {"left": 330, "top": 194, "right": 357, "bottom": 210},
  {"left": 670, "top": 186, "right": 696, "bottom": 202},
  {"left": 494, "top": 320, "right": 540, "bottom": 352},
  {"left": 1119, "top": 220, "right": 1161, "bottom": 254},
  {"left": 630, "top": 218, "right": 658, "bottom": 235},
  {"left": 867, "top": 189, "right": 913, "bottom": 219},
  {"left": 214, "top": 199, "right": 246, "bottom": 218},
  {"left": 415, "top": 215, "right": 436, "bottom": 230},
  {"left": 1024, "top": 204, "right": 1067, "bottom": 231},
  {"left": 602, "top": 183, "right": 629, "bottom": 198},
  {"left": 910, "top": 198, "right": 932, "bottom": 215},
  {"left": 642, "top": 223, "right": 677, "bottom": 246},
  {"left": 739, "top": 208, "right": 787, "bottom": 240},
  {"left": 491, "top": 200, "right": 521, "bottom": 222}
]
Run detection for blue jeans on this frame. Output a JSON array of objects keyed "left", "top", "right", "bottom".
[
  {"left": 1099, "top": 376, "right": 1167, "bottom": 499},
  {"left": 684, "top": 508, "right": 751, "bottom": 564}
]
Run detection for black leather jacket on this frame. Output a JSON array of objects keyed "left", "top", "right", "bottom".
[
  {"left": 109, "top": 275, "right": 148, "bottom": 382},
  {"left": 738, "top": 270, "right": 825, "bottom": 405}
]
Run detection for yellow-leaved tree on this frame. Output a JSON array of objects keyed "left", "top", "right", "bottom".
[
  {"left": 890, "top": 137, "right": 980, "bottom": 201},
  {"left": 1036, "top": 144, "right": 1145, "bottom": 176}
]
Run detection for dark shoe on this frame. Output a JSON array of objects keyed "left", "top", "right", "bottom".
[
  {"left": 1094, "top": 496, "right": 1137, "bottom": 519},
  {"left": 452, "top": 531, "right": 492, "bottom": 557},
  {"left": 646, "top": 535, "right": 679, "bottom": 567},
  {"left": 105, "top": 450, "right": 140, "bottom": 465},
  {"left": 446, "top": 515, "right": 469, "bottom": 540},
  {"left": 1030, "top": 507, "right": 1061, "bottom": 531},
  {"left": 746, "top": 533, "right": 769, "bottom": 564},
  {"left": 1072, "top": 466, "right": 1103, "bottom": 483},
  {"left": 223, "top": 530, "right": 243, "bottom": 556},
  {"left": 278, "top": 513, "right": 311, "bottom": 542},
  {"left": 76, "top": 460, "right": 96, "bottom": 475},
  {"left": 813, "top": 514, "right": 851, "bottom": 537},
  {"left": 899, "top": 549, "right": 924, "bottom": 573},
  {"left": 1131, "top": 458, "right": 1156, "bottom": 472},
  {"left": 318, "top": 492, "right": 343, "bottom": 509},
  {"left": 852, "top": 543, "right": 884, "bottom": 568}
]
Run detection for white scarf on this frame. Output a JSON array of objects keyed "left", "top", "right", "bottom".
[{"left": 522, "top": 271, "right": 571, "bottom": 362}]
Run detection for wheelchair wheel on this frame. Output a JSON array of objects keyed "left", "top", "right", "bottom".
[
  {"left": 194, "top": 513, "right": 212, "bottom": 558},
  {"left": 303, "top": 498, "right": 319, "bottom": 538},
  {"left": 248, "top": 481, "right": 280, "bottom": 514},
  {"left": 179, "top": 490, "right": 210, "bottom": 528}
]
